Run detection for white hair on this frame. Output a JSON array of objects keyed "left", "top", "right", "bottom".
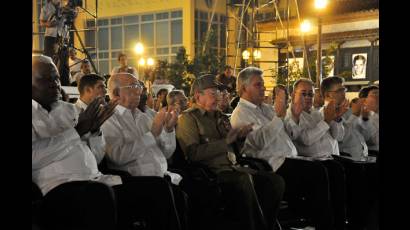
[{"left": 236, "top": 66, "right": 263, "bottom": 96}]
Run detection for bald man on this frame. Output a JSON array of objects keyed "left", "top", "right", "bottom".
[
  {"left": 102, "top": 73, "right": 189, "bottom": 230},
  {"left": 32, "top": 55, "right": 182, "bottom": 230}
]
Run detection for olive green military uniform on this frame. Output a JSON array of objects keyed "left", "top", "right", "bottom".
[
  {"left": 176, "top": 104, "right": 235, "bottom": 173},
  {"left": 177, "top": 103, "right": 284, "bottom": 230}
]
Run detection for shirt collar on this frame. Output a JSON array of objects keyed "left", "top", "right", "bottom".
[
  {"left": 192, "top": 103, "right": 220, "bottom": 117},
  {"left": 76, "top": 99, "right": 88, "bottom": 110},
  {"left": 32, "top": 99, "right": 39, "bottom": 110},
  {"left": 32, "top": 99, "right": 60, "bottom": 112},
  {"left": 238, "top": 98, "right": 258, "bottom": 109},
  {"left": 116, "top": 104, "right": 142, "bottom": 116}
]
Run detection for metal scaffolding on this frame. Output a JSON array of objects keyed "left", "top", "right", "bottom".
[
  {"left": 32, "top": 0, "right": 100, "bottom": 72},
  {"left": 225, "top": 0, "right": 307, "bottom": 89}
]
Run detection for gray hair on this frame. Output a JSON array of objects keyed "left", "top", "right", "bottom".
[
  {"left": 236, "top": 66, "right": 263, "bottom": 96},
  {"left": 167, "top": 90, "right": 185, "bottom": 106},
  {"left": 293, "top": 78, "right": 314, "bottom": 92}
]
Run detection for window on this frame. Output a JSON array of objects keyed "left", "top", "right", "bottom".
[
  {"left": 171, "top": 11, "right": 182, "bottom": 18},
  {"left": 171, "top": 20, "right": 182, "bottom": 45},
  {"left": 124, "top": 15, "right": 139, "bottom": 24},
  {"left": 124, "top": 24, "right": 139, "bottom": 49},
  {"left": 99, "top": 60, "right": 109, "bottom": 75},
  {"left": 157, "top": 47, "right": 169, "bottom": 55},
  {"left": 111, "top": 18, "right": 123, "bottom": 25},
  {"left": 111, "top": 26, "right": 122, "bottom": 49},
  {"left": 98, "top": 19, "right": 109, "bottom": 26},
  {"left": 142, "top": 14, "right": 154, "bottom": 21},
  {"left": 98, "top": 28, "right": 109, "bottom": 50},
  {"left": 141, "top": 23, "right": 154, "bottom": 47},
  {"left": 84, "top": 10, "right": 183, "bottom": 73},
  {"left": 156, "top": 12, "right": 169, "bottom": 20},
  {"left": 156, "top": 21, "right": 169, "bottom": 46}
]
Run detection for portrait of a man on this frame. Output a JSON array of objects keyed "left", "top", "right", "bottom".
[
  {"left": 322, "top": 56, "right": 335, "bottom": 77},
  {"left": 352, "top": 53, "right": 367, "bottom": 79}
]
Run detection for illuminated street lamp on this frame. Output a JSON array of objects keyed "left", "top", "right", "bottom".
[
  {"left": 147, "top": 57, "right": 155, "bottom": 67},
  {"left": 314, "top": 0, "right": 328, "bottom": 87},
  {"left": 134, "top": 42, "right": 144, "bottom": 55},
  {"left": 253, "top": 49, "right": 262, "bottom": 60},
  {"left": 300, "top": 20, "right": 312, "bottom": 33},
  {"left": 242, "top": 50, "right": 250, "bottom": 60},
  {"left": 138, "top": 57, "right": 146, "bottom": 66}
]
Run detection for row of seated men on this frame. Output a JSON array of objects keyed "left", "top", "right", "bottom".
[{"left": 32, "top": 54, "right": 379, "bottom": 230}]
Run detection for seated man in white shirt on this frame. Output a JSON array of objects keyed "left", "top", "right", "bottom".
[
  {"left": 358, "top": 85, "right": 379, "bottom": 153},
  {"left": 285, "top": 78, "right": 349, "bottom": 230},
  {"left": 102, "top": 73, "right": 189, "bottom": 230},
  {"left": 76, "top": 74, "right": 107, "bottom": 110},
  {"left": 231, "top": 67, "right": 340, "bottom": 230},
  {"left": 32, "top": 55, "right": 182, "bottom": 230},
  {"left": 338, "top": 97, "right": 376, "bottom": 158}
]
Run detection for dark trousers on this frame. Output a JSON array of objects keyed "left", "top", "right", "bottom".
[
  {"left": 216, "top": 169, "right": 285, "bottom": 230},
  {"left": 170, "top": 184, "right": 190, "bottom": 230},
  {"left": 43, "top": 36, "right": 57, "bottom": 59},
  {"left": 320, "top": 159, "right": 348, "bottom": 230},
  {"left": 115, "top": 176, "right": 182, "bottom": 230},
  {"left": 42, "top": 181, "right": 117, "bottom": 230},
  {"left": 336, "top": 160, "right": 378, "bottom": 230},
  {"left": 276, "top": 158, "right": 334, "bottom": 230}
]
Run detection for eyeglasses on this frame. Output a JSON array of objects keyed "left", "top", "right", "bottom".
[
  {"left": 328, "top": 87, "right": 347, "bottom": 93},
  {"left": 118, "top": 84, "right": 142, "bottom": 90}
]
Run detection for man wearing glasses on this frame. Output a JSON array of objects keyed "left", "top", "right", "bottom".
[
  {"left": 101, "top": 73, "right": 189, "bottom": 230},
  {"left": 230, "top": 68, "right": 342, "bottom": 230},
  {"left": 285, "top": 77, "right": 348, "bottom": 230}
]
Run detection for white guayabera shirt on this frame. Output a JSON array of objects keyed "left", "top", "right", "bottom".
[
  {"left": 285, "top": 107, "right": 344, "bottom": 159},
  {"left": 32, "top": 100, "right": 122, "bottom": 195},
  {"left": 102, "top": 105, "right": 182, "bottom": 185},
  {"left": 230, "top": 98, "right": 297, "bottom": 172},
  {"left": 338, "top": 109, "right": 377, "bottom": 158},
  {"left": 366, "top": 111, "right": 379, "bottom": 151}
]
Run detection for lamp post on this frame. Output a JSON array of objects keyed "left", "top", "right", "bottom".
[
  {"left": 314, "top": 0, "right": 328, "bottom": 88},
  {"left": 134, "top": 42, "right": 144, "bottom": 77},
  {"left": 242, "top": 50, "right": 250, "bottom": 67}
]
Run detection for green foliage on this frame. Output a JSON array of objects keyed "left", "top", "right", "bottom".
[{"left": 270, "top": 42, "right": 339, "bottom": 89}]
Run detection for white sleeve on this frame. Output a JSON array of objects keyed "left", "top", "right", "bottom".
[
  {"left": 156, "top": 129, "right": 176, "bottom": 159},
  {"left": 32, "top": 127, "right": 81, "bottom": 170},
  {"left": 243, "top": 117, "right": 284, "bottom": 151},
  {"left": 231, "top": 108, "right": 284, "bottom": 152},
  {"left": 231, "top": 109, "right": 284, "bottom": 152},
  {"left": 329, "top": 120, "right": 345, "bottom": 141},
  {"left": 358, "top": 117, "right": 378, "bottom": 142},
  {"left": 102, "top": 118, "right": 157, "bottom": 165},
  {"left": 284, "top": 112, "right": 302, "bottom": 140},
  {"left": 83, "top": 131, "right": 106, "bottom": 164},
  {"left": 340, "top": 112, "right": 357, "bottom": 143},
  {"left": 297, "top": 119, "right": 330, "bottom": 146}
]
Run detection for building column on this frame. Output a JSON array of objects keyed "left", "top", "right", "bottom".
[
  {"left": 335, "top": 41, "right": 344, "bottom": 76},
  {"left": 368, "top": 38, "right": 376, "bottom": 82}
]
